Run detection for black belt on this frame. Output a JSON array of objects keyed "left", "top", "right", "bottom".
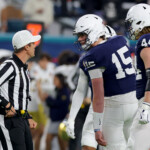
[{"left": 16, "top": 110, "right": 28, "bottom": 118}]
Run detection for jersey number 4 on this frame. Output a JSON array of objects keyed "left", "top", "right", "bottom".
[{"left": 112, "top": 46, "right": 135, "bottom": 79}]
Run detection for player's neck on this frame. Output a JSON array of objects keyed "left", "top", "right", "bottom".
[{"left": 92, "top": 38, "right": 105, "bottom": 47}]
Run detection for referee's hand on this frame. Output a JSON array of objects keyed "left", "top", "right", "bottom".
[
  {"left": 5, "top": 103, "right": 16, "bottom": 117},
  {"left": 28, "top": 119, "right": 37, "bottom": 129}
]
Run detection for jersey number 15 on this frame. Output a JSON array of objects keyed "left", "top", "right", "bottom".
[{"left": 112, "top": 46, "right": 135, "bottom": 79}]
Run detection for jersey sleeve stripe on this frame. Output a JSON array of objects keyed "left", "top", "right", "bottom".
[{"left": 0, "top": 64, "right": 14, "bottom": 86}]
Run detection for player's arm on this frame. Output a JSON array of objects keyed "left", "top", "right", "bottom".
[
  {"left": 88, "top": 69, "right": 104, "bottom": 129},
  {"left": 68, "top": 69, "right": 88, "bottom": 120},
  {"left": 88, "top": 68, "right": 107, "bottom": 146},
  {"left": 66, "top": 69, "right": 88, "bottom": 138},
  {"left": 140, "top": 47, "right": 150, "bottom": 103},
  {"left": 139, "top": 47, "right": 150, "bottom": 124}
]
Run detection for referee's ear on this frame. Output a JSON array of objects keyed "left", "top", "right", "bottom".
[
  {"left": 24, "top": 45, "right": 29, "bottom": 51},
  {"left": 24, "top": 43, "right": 32, "bottom": 52}
]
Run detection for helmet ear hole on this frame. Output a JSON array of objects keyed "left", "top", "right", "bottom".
[
  {"left": 105, "top": 25, "right": 116, "bottom": 39},
  {"left": 136, "top": 21, "right": 141, "bottom": 25}
]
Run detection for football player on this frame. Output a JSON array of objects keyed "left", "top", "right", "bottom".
[
  {"left": 66, "top": 14, "right": 138, "bottom": 150},
  {"left": 125, "top": 3, "right": 150, "bottom": 150},
  {"left": 66, "top": 24, "right": 117, "bottom": 150}
]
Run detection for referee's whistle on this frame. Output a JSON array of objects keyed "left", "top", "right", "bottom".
[{"left": 20, "top": 110, "right": 25, "bottom": 114}]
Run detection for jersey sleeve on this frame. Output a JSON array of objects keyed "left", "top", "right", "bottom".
[
  {"left": 79, "top": 48, "right": 107, "bottom": 73},
  {"left": 0, "top": 62, "right": 14, "bottom": 86},
  {"left": 0, "top": 62, "right": 14, "bottom": 107}
]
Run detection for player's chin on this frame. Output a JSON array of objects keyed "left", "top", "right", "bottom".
[
  {"left": 30, "top": 53, "right": 35, "bottom": 58},
  {"left": 80, "top": 42, "right": 85, "bottom": 45},
  {"left": 79, "top": 40, "right": 85, "bottom": 45}
]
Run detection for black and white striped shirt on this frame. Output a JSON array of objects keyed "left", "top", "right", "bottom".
[{"left": 0, "top": 54, "right": 30, "bottom": 111}]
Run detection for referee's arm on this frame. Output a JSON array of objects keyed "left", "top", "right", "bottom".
[{"left": 0, "top": 63, "right": 14, "bottom": 107}]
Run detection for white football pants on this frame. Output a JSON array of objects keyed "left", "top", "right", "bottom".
[
  {"left": 126, "top": 98, "right": 150, "bottom": 150},
  {"left": 81, "top": 91, "right": 138, "bottom": 150}
]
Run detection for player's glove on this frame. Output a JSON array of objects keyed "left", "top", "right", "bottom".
[
  {"left": 66, "top": 119, "right": 75, "bottom": 139},
  {"left": 139, "top": 102, "right": 150, "bottom": 124}
]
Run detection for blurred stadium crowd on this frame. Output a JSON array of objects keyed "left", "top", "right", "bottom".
[
  {"left": 0, "top": 0, "right": 149, "bottom": 35},
  {"left": 0, "top": 0, "right": 150, "bottom": 150}
]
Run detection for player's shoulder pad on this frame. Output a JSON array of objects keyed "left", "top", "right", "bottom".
[
  {"left": 108, "top": 35, "right": 127, "bottom": 44},
  {"left": 79, "top": 49, "right": 98, "bottom": 70},
  {"left": 137, "top": 33, "right": 150, "bottom": 48}
]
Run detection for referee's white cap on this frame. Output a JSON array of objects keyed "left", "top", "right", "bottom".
[{"left": 12, "top": 30, "right": 41, "bottom": 50}]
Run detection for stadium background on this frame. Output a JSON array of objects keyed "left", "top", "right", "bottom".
[
  {"left": 0, "top": 0, "right": 148, "bottom": 150},
  {"left": 0, "top": 0, "right": 145, "bottom": 59}
]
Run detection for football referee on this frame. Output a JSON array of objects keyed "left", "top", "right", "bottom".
[{"left": 0, "top": 30, "right": 41, "bottom": 150}]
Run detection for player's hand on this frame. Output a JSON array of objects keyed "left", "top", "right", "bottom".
[
  {"left": 28, "top": 119, "right": 37, "bottom": 129},
  {"left": 66, "top": 119, "right": 75, "bottom": 139},
  {"left": 95, "top": 130, "right": 107, "bottom": 146},
  {"left": 139, "top": 102, "right": 150, "bottom": 124},
  {"left": 5, "top": 103, "right": 16, "bottom": 117}
]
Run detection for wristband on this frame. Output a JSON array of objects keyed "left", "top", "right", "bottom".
[
  {"left": 93, "top": 112, "right": 103, "bottom": 131},
  {"left": 94, "top": 129, "right": 100, "bottom": 132},
  {"left": 145, "top": 68, "right": 150, "bottom": 91}
]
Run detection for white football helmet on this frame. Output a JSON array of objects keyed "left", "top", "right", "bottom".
[
  {"left": 125, "top": 3, "right": 150, "bottom": 40},
  {"left": 105, "top": 25, "right": 117, "bottom": 39},
  {"left": 73, "top": 14, "right": 105, "bottom": 50}
]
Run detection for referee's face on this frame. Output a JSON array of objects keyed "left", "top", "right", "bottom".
[{"left": 28, "top": 42, "right": 36, "bottom": 58}]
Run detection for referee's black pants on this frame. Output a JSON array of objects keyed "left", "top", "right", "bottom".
[{"left": 0, "top": 116, "right": 33, "bottom": 150}]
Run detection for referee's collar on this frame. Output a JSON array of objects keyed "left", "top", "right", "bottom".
[{"left": 13, "top": 54, "right": 28, "bottom": 70}]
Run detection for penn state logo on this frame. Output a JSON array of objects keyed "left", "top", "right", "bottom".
[{"left": 83, "top": 61, "right": 95, "bottom": 69}]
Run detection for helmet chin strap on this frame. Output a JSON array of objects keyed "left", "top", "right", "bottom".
[
  {"left": 129, "top": 28, "right": 139, "bottom": 40},
  {"left": 81, "top": 43, "right": 91, "bottom": 51},
  {"left": 131, "top": 35, "right": 136, "bottom": 40},
  {"left": 74, "top": 40, "right": 90, "bottom": 51},
  {"left": 134, "top": 29, "right": 141, "bottom": 40}
]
